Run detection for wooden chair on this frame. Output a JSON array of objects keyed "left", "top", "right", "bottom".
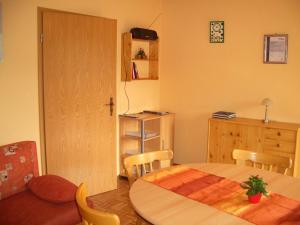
[
  {"left": 232, "top": 149, "right": 293, "bottom": 175},
  {"left": 123, "top": 150, "right": 174, "bottom": 187},
  {"left": 124, "top": 150, "right": 173, "bottom": 225},
  {"left": 76, "top": 183, "right": 120, "bottom": 225}
]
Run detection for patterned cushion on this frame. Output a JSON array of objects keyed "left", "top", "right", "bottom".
[{"left": 0, "top": 141, "right": 39, "bottom": 200}]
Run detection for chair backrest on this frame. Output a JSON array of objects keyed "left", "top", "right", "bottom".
[
  {"left": 123, "top": 150, "right": 173, "bottom": 186},
  {"left": 76, "top": 183, "right": 120, "bottom": 225},
  {"left": 232, "top": 149, "right": 292, "bottom": 175},
  {"left": 0, "top": 141, "right": 39, "bottom": 200}
]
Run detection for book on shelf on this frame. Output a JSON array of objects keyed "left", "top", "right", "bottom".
[
  {"left": 212, "top": 111, "right": 236, "bottom": 119},
  {"left": 132, "top": 62, "right": 139, "bottom": 80},
  {"left": 125, "top": 130, "right": 158, "bottom": 139}
]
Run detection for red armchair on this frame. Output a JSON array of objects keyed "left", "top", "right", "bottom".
[{"left": 0, "top": 141, "right": 81, "bottom": 225}]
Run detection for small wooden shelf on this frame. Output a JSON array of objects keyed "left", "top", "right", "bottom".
[
  {"left": 121, "top": 32, "right": 159, "bottom": 81},
  {"left": 123, "top": 135, "right": 160, "bottom": 141},
  {"left": 132, "top": 77, "right": 159, "bottom": 81},
  {"left": 119, "top": 113, "right": 175, "bottom": 176},
  {"left": 132, "top": 58, "right": 149, "bottom": 61},
  {"left": 131, "top": 38, "right": 158, "bottom": 43}
]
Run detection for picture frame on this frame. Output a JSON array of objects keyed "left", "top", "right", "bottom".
[
  {"left": 263, "top": 34, "right": 288, "bottom": 64},
  {"left": 210, "top": 21, "right": 224, "bottom": 43}
]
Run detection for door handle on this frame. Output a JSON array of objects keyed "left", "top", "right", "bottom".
[{"left": 105, "top": 97, "right": 114, "bottom": 116}]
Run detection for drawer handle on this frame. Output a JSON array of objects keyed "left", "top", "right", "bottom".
[
  {"left": 277, "top": 132, "right": 281, "bottom": 136},
  {"left": 277, "top": 143, "right": 280, "bottom": 147},
  {"left": 237, "top": 133, "right": 240, "bottom": 137},
  {"left": 230, "top": 132, "right": 233, "bottom": 136}
]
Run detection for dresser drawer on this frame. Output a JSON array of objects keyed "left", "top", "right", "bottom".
[
  {"left": 263, "top": 150, "right": 294, "bottom": 159},
  {"left": 264, "top": 128, "right": 296, "bottom": 142},
  {"left": 263, "top": 139, "right": 296, "bottom": 154}
]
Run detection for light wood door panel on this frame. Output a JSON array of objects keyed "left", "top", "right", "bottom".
[
  {"left": 219, "top": 123, "right": 238, "bottom": 163},
  {"left": 42, "top": 10, "right": 117, "bottom": 195},
  {"left": 207, "top": 120, "right": 221, "bottom": 162}
]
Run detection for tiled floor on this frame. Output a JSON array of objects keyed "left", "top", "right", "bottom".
[{"left": 88, "top": 177, "right": 151, "bottom": 225}]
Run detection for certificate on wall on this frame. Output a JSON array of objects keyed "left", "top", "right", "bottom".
[{"left": 264, "top": 34, "right": 288, "bottom": 64}]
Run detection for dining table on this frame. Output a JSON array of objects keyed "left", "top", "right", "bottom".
[{"left": 129, "top": 163, "right": 300, "bottom": 225}]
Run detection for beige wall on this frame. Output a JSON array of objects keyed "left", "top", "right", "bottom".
[
  {"left": 160, "top": 0, "right": 300, "bottom": 164},
  {"left": 2, "top": 0, "right": 300, "bottom": 171},
  {"left": 0, "top": 0, "right": 162, "bottom": 172}
]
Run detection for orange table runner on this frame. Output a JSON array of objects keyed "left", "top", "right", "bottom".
[{"left": 143, "top": 165, "right": 300, "bottom": 225}]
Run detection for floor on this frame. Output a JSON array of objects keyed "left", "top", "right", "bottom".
[{"left": 88, "top": 177, "right": 151, "bottom": 225}]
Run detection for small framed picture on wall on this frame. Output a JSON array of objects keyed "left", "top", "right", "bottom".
[
  {"left": 210, "top": 21, "right": 224, "bottom": 43},
  {"left": 264, "top": 34, "right": 288, "bottom": 64}
]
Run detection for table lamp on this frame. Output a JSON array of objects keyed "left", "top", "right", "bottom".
[{"left": 261, "top": 98, "right": 272, "bottom": 123}]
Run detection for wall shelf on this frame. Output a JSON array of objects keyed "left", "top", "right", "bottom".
[
  {"left": 122, "top": 135, "right": 160, "bottom": 141},
  {"left": 131, "top": 58, "right": 149, "bottom": 61},
  {"left": 121, "top": 32, "right": 159, "bottom": 81}
]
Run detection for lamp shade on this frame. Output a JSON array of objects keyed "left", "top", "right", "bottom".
[{"left": 261, "top": 98, "right": 272, "bottom": 107}]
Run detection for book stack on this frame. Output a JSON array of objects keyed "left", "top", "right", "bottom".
[
  {"left": 212, "top": 111, "right": 236, "bottom": 119},
  {"left": 132, "top": 62, "right": 139, "bottom": 80}
]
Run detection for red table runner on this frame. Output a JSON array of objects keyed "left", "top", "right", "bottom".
[{"left": 143, "top": 165, "right": 300, "bottom": 225}]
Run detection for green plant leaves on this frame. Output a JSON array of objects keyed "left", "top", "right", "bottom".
[{"left": 240, "top": 175, "right": 268, "bottom": 196}]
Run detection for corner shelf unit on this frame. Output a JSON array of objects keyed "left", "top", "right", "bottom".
[
  {"left": 121, "top": 32, "right": 159, "bottom": 81},
  {"left": 119, "top": 113, "right": 174, "bottom": 177}
]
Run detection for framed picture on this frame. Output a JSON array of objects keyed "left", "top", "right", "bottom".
[
  {"left": 210, "top": 21, "right": 224, "bottom": 43},
  {"left": 264, "top": 34, "right": 288, "bottom": 64}
]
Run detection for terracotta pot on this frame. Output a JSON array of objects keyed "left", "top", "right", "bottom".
[{"left": 248, "top": 193, "right": 262, "bottom": 204}]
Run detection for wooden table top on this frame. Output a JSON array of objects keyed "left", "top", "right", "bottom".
[{"left": 129, "top": 163, "right": 300, "bottom": 225}]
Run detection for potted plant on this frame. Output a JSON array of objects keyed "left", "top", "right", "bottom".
[
  {"left": 240, "top": 175, "right": 268, "bottom": 204},
  {"left": 135, "top": 48, "right": 147, "bottom": 59}
]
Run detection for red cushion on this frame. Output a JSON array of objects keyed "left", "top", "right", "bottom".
[
  {"left": 0, "top": 190, "right": 81, "bottom": 225},
  {"left": 28, "top": 175, "right": 77, "bottom": 203}
]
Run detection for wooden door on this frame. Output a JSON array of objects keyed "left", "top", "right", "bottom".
[{"left": 42, "top": 10, "right": 117, "bottom": 195}]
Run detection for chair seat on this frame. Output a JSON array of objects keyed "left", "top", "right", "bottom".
[{"left": 0, "top": 190, "right": 81, "bottom": 225}]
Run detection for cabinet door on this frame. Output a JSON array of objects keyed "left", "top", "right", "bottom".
[
  {"left": 208, "top": 120, "right": 238, "bottom": 163},
  {"left": 160, "top": 115, "right": 175, "bottom": 151},
  {"left": 219, "top": 123, "right": 239, "bottom": 164},
  {"left": 209, "top": 121, "right": 263, "bottom": 164},
  {"left": 238, "top": 125, "right": 263, "bottom": 152},
  {"left": 208, "top": 120, "right": 222, "bottom": 162}
]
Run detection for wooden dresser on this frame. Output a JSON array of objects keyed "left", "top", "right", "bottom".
[{"left": 207, "top": 117, "right": 300, "bottom": 177}]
